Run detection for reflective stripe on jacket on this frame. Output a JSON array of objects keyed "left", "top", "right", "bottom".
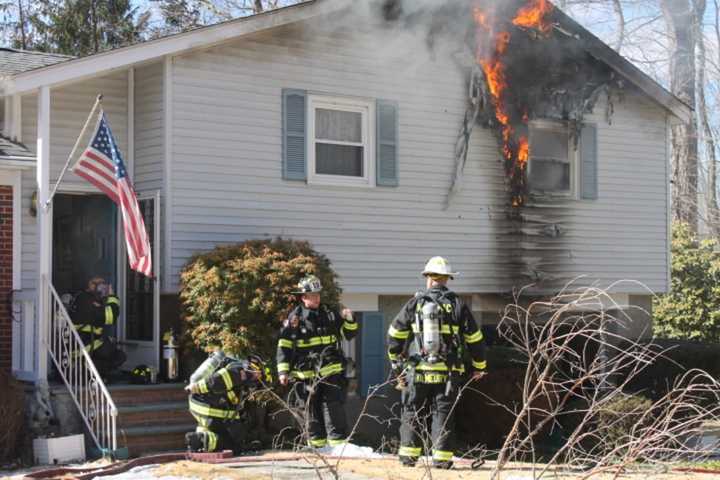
[{"left": 276, "top": 304, "right": 358, "bottom": 379}]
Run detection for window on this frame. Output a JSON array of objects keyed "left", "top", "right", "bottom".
[
  {"left": 528, "top": 121, "right": 576, "bottom": 196},
  {"left": 308, "top": 95, "right": 374, "bottom": 186}
]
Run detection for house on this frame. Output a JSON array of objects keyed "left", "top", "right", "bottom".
[{"left": 0, "top": 0, "right": 689, "bottom": 454}]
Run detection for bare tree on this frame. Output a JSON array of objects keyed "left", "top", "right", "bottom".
[
  {"left": 483, "top": 283, "right": 720, "bottom": 479},
  {"left": 662, "top": 0, "right": 700, "bottom": 231}
]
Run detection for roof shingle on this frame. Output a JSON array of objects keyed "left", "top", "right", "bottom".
[
  {"left": 0, "top": 47, "right": 73, "bottom": 77},
  {"left": 0, "top": 134, "right": 35, "bottom": 162}
]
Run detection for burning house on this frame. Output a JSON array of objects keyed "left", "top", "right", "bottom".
[{"left": 0, "top": 0, "right": 690, "bottom": 453}]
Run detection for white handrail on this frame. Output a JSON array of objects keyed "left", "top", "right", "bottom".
[{"left": 46, "top": 283, "right": 118, "bottom": 453}]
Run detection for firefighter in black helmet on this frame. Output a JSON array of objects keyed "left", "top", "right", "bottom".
[
  {"left": 71, "top": 276, "right": 126, "bottom": 377},
  {"left": 387, "top": 257, "right": 487, "bottom": 469},
  {"left": 276, "top": 275, "right": 359, "bottom": 449},
  {"left": 184, "top": 354, "right": 271, "bottom": 453}
]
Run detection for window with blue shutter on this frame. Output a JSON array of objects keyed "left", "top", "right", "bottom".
[
  {"left": 360, "top": 312, "right": 386, "bottom": 397},
  {"left": 282, "top": 89, "right": 307, "bottom": 181},
  {"left": 376, "top": 99, "right": 399, "bottom": 186},
  {"left": 580, "top": 124, "right": 598, "bottom": 200}
]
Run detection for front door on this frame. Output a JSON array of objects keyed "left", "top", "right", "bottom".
[
  {"left": 121, "top": 192, "right": 160, "bottom": 370},
  {"left": 52, "top": 193, "right": 118, "bottom": 299}
]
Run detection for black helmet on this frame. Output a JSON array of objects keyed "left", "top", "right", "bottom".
[
  {"left": 247, "top": 354, "right": 273, "bottom": 384},
  {"left": 130, "top": 364, "right": 152, "bottom": 384}
]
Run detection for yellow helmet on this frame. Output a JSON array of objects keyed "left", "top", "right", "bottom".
[{"left": 422, "top": 256, "right": 458, "bottom": 278}]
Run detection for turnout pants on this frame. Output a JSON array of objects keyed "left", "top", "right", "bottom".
[
  {"left": 291, "top": 373, "right": 348, "bottom": 447},
  {"left": 399, "top": 381, "right": 456, "bottom": 463},
  {"left": 91, "top": 340, "right": 126, "bottom": 376},
  {"left": 190, "top": 413, "right": 247, "bottom": 452}
]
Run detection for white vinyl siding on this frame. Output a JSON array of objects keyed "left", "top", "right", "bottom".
[
  {"left": 19, "top": 72, "right": 128, "bottom": 291},
  {"left": 168, "top": 22, "right": 670, "bottom": 295},
  {"left": 133, "top": 62, "right": 164, "bottom": 193}
]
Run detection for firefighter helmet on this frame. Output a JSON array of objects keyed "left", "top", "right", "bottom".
[
  {"left": 247, "top": 354, "right": 273, "bottom": 384},
  {"left": 422, "top": 256, "right": 458, "bottom": 278},
  {"left": 130, "top": 364, "right": 153, "bottom": 384},
  {"left": 293, "top": 275, "right": 322, "bottom": 294}
]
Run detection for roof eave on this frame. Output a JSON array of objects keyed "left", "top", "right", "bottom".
[
  {"left": 0, "top": 157, "right": 37, "bottom": 168},
  {"left": 7, "top": 0, "right": 350, "bottom": 95}
]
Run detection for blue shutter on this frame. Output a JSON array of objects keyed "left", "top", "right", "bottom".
[
  {"left": 360, "top": 312, "right": 386, "bottom": 396},
  {"left": 282, "top": 89, "right": 307, "bottom": 181},
  {"left": 580, "top": 124, "right": 598, "bottom": 200},
  {"left": 376, "top": 99, "right": 399, "bottom": 186}
]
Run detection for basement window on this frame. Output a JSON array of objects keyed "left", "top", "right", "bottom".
[
  {"left": 308, "top": 95, "right": 374, "bottom": 187},
  {"left": 528, "top": 121, "right": 575, "bottom": 196}
]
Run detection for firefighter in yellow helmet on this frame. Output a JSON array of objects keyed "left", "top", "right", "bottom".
[
  {"left": 276, "top": 275, "right": 359, "bottom": 448},
  {"left": 387, "top": 257, "right": 487, "bottom": 469}
]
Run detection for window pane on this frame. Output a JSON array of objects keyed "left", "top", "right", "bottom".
[
  {"left": 531, "top": 128, "right": 568, "bottom": 160},
  {"left": 529, "top": 159, "right": 570, "bottom": 192},
  {"left": 316, "top": 108, "right": 362, "bottom": 143},
  {"left": 316, "top": 143, "right": 363, "bottom": 177}
]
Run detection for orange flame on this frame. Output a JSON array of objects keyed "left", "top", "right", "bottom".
[
  {"left": 473, "top": 0, "right": 552, "bottom": 208},
  {"left": 512, "top": 0, "right": 553, "bottom": 34}
]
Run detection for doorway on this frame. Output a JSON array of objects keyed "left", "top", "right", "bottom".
[{"left": 52, "top": 193, "right": 118, "bottom": 297}]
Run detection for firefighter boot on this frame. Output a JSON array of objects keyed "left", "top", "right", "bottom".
[{"left": 185, "top": 431, "right": 208, "bottom": 452}]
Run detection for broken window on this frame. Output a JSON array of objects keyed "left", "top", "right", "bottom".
[
  {"left": 308, "top": 95, "right": 373, "bottom": 186},
  {"left": 528, "top": 122, "right": 574, "bottom": 195}
]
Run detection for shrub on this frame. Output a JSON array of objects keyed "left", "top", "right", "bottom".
[
  {"left": 180, "top": 238, "right": 341, "bottom": 360},
  {"left": 0, "top": 373, "right": 25, "bottom": 462},
  {"left": 595, "top": 394, "right": 653, "bottom": 454},
  {"left": 654, "top": 223, "right": 720, "bottom": 343}
]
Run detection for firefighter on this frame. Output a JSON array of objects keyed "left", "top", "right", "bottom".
[
  {"left": 387, "top": 257, "right": 487, "bottom": 469},
  {"left": 276, "top": 275, "right": 358, "bottom": 449},
  {"left": 185, "top": 354, "right": 271, "bottom": 453},
  {"left": 71, "top": 276, "right": 126, "bottom": 377}
]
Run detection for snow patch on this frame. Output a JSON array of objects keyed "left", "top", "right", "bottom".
[
  {"left": 316, "top": 442, "right": 382, "bottom": 458},
  {"left": 92, "top": 464, "right": 192, "bottom": 480}
]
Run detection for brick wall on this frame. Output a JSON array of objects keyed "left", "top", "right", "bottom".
[{"left": 0, "top": 186, "right": 12, "bottom": 374}]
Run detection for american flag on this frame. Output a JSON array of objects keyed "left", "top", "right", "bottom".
[{"left": 73, "top": 112, "right": 153, "bottom": 277}]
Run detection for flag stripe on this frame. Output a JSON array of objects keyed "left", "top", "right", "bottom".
[
  {"left": 74, "top": 169, "right": 120, "bottom": 204},
  {"left": 76, "top": 159, "right": 116, "bottom": 191}
]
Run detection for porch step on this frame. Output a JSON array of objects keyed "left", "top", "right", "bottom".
[
  {"left": 109, "top": 383, "right": 194, "bottom": 456},
  {"left": 118, "top": 401, "right": 193, "bottom": 428},
  {"left": 109, "top": 382, "right": 188, "bottom": 406},
  {"left": 120, "top": 423, "right": 195, "bottom": 457}
]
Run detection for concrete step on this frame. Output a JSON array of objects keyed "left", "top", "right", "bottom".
[
  {"left": 119, "top": 423, "right": 195, "bottom": 457},
  {"left": 118, "top": 401, "right": 193, "bottom": 428},
  {"left": 109, "top": 383, "right": 187, "bottom": 406}
]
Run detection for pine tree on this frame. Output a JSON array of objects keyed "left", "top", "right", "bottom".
[{"left": 1, "top": 0, "right": 149, "bottom": 56}]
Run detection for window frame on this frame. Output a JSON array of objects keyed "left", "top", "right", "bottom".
[
  {"left": 307, "top": 94, "right": 376, "bottom": 187},
  {"left": 527, "top": 120, "right": 578, "bottom": 198}
]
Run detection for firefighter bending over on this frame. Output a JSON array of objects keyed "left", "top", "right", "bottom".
[
  {"left": 185, "top": 353, "right": 271, "bottom": 453},
  {"left": 387, "top": 257, "right": 487, "bottom": 469},
  {"left": 276, "top": 275, "right": 358, "bottom": 448},
  {"left": 71, "top": 276, "right": 126, "bottom": 377}
]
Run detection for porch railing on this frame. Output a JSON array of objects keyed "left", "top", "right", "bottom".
[{"left": 46, "top": 282, "right": 118, "bottom": 453}]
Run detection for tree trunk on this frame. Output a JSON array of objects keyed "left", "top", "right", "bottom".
[
  {"left": 254, "top": 0, "right": 264, "bottom": 14},
  {"left": 662, "top": 0, "right": 699, "bottom": 232},
  {"left": 611, "top": 0, "right": 625, "bottom": 51},
  {"left": 17, "top": 0, "right": 27, "bottom": 49},
  {"left": 694, "top": 0, "right": 719, "bottom": 236},
  {"left": 91, "top": 0, "right": 99, "bottom": 53}
]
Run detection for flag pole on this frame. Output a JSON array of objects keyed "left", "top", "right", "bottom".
[{"left": 44, "top": 94, "right": 104, "bottom": 210}]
